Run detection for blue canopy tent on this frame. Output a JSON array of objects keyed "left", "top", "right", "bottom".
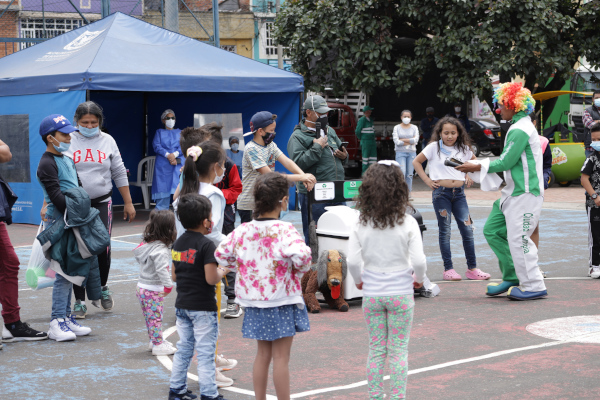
[{"left": 0, "top": 12, "right": 304, "bottom": 224}]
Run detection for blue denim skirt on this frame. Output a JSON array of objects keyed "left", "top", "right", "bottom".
[{"left": 242, "top": 304, "right": 310, "bottom": 341}]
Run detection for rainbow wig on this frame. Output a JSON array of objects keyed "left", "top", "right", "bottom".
[{"left": 493, "top": 82, "right": 536, "bottom": 114}]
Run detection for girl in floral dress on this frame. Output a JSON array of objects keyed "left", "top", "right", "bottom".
[{"left": 215, "top": 172, "right": 312, "bottom": 400}]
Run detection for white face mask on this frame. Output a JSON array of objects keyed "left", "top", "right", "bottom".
[
  {"left": 455, "top": 107, "right": 462, "bottom": 113},
  {"left": 594, "top": 98, "right": 600, "bottom": 108},
  {"left": 213, "top": 164, "right": 225, "bottom": 184},
  {"left": 402, "top": 117, "right": 411, "bottom": 125},
  {"left": 166, "top": 119, "right": 175, "bottom": 129}
]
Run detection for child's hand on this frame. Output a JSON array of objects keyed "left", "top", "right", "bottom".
[
  {"left": 414, "top": 281, "right": 423, "bottom": 289},
  {"left": 595, "top": 197, "right": 600, "bottom": 207},
  {"left": 355, "top": 282, "right": 363, "bottom": 290},
  {"left": 465, "top": 175, "right": 474, "bottom": 188},
  {"left": 426, "top": 178, "right": 440, "bottom": 190}
]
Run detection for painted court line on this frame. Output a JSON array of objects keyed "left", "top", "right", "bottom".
[{"left": 158, "top": 321, "right": 600, "bottom": 399}]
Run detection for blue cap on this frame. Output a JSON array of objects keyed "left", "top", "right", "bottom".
[
  {"left": 249, "top": 111, "right": 277, "bottom": 133},
  {"left": 39, "top": 114, "right": 78, "bottom": 137}
]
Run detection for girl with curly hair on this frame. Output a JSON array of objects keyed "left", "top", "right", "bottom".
[
  {"left": 413, "top": 116, "right": 491, "bottom": 282},
  {"left": 347, "top": 161, "right": 427, "bottom": 400}
]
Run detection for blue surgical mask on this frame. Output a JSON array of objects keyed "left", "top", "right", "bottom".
[
  {"left": 230, "top": 143, "right": 239, "bottom": 152},
  {"left": 78, "top": 126, "right": 99, "bottom": 138},
  {"left": 51, "top": 136, "right": 71, "bottom": 153},
  {"left": 591, "top": 141, "right": 600, "bottom": 152},
  {"left": 594, "top": 98, "right": 600, "bottom": 108},
  {"left": 279, "top": 198, "right": 289, "bottom": 220}
]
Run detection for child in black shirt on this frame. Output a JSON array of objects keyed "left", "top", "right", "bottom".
[
  {"left": 581, "top": 123, "right": 600, "bottom": 279},
  {"left": 168, "top": 193, "right": 230, "bottom": 400}
]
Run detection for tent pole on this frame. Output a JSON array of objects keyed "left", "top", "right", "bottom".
[
  {"left": 143, "top": 93, "right": 148, "bottom": 157},
  {"left": 212, "top": 0, "right": 219, "bottom": 47}
]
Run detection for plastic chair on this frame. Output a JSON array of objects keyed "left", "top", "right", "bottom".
[{"left": 129, "top": 156, "right": 155, "bottom": 210}]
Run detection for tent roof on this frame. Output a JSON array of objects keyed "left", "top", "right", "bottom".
[{"left": 0, "top": 12, "right": 303, "bottom": 97}]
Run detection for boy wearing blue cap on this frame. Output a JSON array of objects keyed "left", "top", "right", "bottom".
[
  {"left": 37, "top": 114, "right": 93, "bottom": 341},
  {"left": 237, "top": 111, "right": 316, "bottom": 223}
]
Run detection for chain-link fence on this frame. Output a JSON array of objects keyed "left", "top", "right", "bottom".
[{"left": 0, "top": 0, "right": 251, "bottom": 58}]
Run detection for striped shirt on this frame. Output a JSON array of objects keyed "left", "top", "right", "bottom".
[{"left": 238, "top": 140, "right": 283, "bottom": 211}]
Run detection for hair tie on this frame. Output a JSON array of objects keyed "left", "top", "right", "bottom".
[
  {"left": 378, "top": 160, "right": 401, "bottom": 168},
  {"left": 186, "top": 146, "right": 203, "bottom": 162}
]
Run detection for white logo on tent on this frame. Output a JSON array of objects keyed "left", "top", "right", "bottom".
[{"left": 63, "top": 30, "right": 105, "bottom": 51}]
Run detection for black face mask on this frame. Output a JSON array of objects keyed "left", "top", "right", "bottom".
[
  {"left": 315, "top": 116, "right": 329, "bottom": 133},
  {"left": 427, "top": 114, "right": 434, "bottom": 119},
  {"left": 262, "top": 131, "right": 276, "bottom": 145}
]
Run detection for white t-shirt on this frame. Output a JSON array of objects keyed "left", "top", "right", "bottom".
[{"left": 420, "top": 142, "right": 473, "bottom": 181}]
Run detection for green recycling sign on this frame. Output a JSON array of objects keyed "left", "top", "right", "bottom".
[{"left": 343, "top": 181, "right": 362, "bottom": 199}]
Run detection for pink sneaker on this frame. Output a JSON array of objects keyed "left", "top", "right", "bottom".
[
  {"left": 465, "top": 268, "right": 491, "bottom": 280},
  {"left": 443, "top": 269, "right": 462, "bottom": 281}
]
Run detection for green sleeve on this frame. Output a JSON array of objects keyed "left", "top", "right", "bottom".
[
  {"left": 355, "top": 117, "right": 364, "bottom": 139},
  {"left": 287, "top": 132, "right": 323, "bottom": 171},
  {"left": 488, "top": 129, "right": 530, "bottom": 173}
]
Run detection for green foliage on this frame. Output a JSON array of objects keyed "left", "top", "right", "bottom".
[{"left": 274, "top": 0, "right": 600, "bottom": 102}]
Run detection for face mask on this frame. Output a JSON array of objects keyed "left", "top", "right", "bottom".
[
  {"left": 230, "top": 143, "right": 239, "bottom": 152},
  {"left": 427, "top": 114, "right": 434, "bottom": 118},
  {"left": 78, "top": 126, "right": 99, "bottom": 138},
  {"left": 205, "top": 219, "right": 214, "bottom": 234},
  {"left": 51, "top": 136, "right": 70, "bottom": 153},
  {"left": 262, "top": 131, "right": 276, "bottom": 145},
  {"left": 166, "top": 119, "right": 176, "bottom": 129},
  {"left": 315, "top": 115, "right": 329, "bottom": 130},
  {"left": 402, "top": 117, "right": 411, "bottom": 125},
  {"left": 279, "top": 198, "right": 289, "bottom": 220},
  {"left": 591, "top": 141, "right": 600, "bottom": 152},
  {"left": 594, "top": 99, "right": 600, "bottom": 108},
  {"left": 455, "top": 107, "right": 461, "bottom": 113},
  {"left": 213, "top": 164, "right": 225, "bottom": 184}
]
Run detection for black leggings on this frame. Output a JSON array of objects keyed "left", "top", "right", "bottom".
[{"left": 73, "top": 200, "right": 112, "bottom": 301}]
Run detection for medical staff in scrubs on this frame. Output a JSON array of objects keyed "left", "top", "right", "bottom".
[{"left": 152, "top": 109, "right": 182, "bottom": 210}]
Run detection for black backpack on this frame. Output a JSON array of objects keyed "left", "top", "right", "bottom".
[{"left": 0, "top": 173, "right": 18, "bottom": 225}]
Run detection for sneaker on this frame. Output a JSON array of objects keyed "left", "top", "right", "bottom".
[
  {"left": 100, "top": 285, "right": 114, "bottom": 311},
  {"left": 152, "top": 341, "right": 177, "bottom": 356},
  {"left": 223, "top": 303, "right": 243, "bottom": 319},
  {"left": 168, "top": 389, "right": 198, "bottom": 400},
  {"left": 200, "top": 395, "right": 228, "bottom": 400},
  {"left": 3, "top": 321, "right": 48, "bottom": 342},
  {"left": 48, "top": 318, "right": 77, "bottom": 342},
  {"left": 539, "top": 267, "right": 547, "bottom": 278},
  {"left": 64, "top": 315, "right": 92, "bottom": 336},
  {"left": 443, "top": 269, "right": 462, "bottom": 281},
  {"left": 216, "top": 354, "right": 238, "bottom": 371},
  {"left": 591, "top": 267, "right": 600, "bottom": 279},
  {"left": 149, "top": 339, "right": 175, "bottom": 351},
  {"left": 215, "top": 369, "right": 234, "bottom": 388},
  {"left": 73, "top": 300, "right": 87, "bottom": 319}
]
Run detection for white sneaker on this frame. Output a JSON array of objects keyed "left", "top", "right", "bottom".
[
  {"left": 591, "top": 266, "right": 600, "bottom": 279},
  {"left": 148, "top": 339, "right": 175, "bottom": 351},
  {"left": 48, "top": 318, "right": 77, "bottom": 342},
  {"left": 64, "top": 316, "right": 92, "bottom": 336},
  {"left": 215, "top": 369, "right": 234, "bottom": 388},
  {"left": 216, "top": 354, "right": 238, "bottom": 371},
  {"left": 152, "top": 341, "right": 177, "bottom": 356}
]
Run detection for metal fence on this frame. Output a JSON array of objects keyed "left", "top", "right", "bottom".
[{"left": 0, "top": 0, "right": 222, "bottom": 58}]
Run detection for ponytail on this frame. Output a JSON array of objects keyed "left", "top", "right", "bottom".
[{"left": 180, "top": 141, "right": 225, "bottom": 196}]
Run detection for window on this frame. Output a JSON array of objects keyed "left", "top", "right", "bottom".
[
  {"left": 328, "top": 109, "right": 340, "bottom": 128},
  {"left": 264, "top": 21, "right": 277, "bottom": 56},
  {"left": 20, "top": 18, "right": 86, "bottom": 49},
  {"left": 220, "top": 45, "right": 237, "bottom": 53}
]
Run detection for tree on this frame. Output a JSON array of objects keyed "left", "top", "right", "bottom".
[{"left": 275, "top": 0, "right": 600, "bottom": 114}]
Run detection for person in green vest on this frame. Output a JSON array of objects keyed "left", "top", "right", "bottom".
[
  {"left": 457, "top": 82, "right": 547, "bottom": 301},
  {"left": 356, "top": 105, "right": 377, "bottom": 174}
]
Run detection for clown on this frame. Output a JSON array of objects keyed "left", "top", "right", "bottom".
[{"left": 457, "top": 82, "right": 547, "bottom": 301}]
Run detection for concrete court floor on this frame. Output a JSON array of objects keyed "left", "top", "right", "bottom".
[{"left": 2, "top": 190, "right": 599, "bottom": 400}]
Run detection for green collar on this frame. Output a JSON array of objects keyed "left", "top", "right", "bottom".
[{"left": 511, "top": 111, "right": 529, "bottom": 123}]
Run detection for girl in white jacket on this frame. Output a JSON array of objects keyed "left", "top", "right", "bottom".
[
  {"left": 347, "top": 161, "right": 427, "bottom": 400},
  {"left": 392, "top": 110, "right": 420, "bottom": 193}
]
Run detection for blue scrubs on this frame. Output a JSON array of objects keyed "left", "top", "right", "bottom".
[
  {"left": 226, "top": 149, "right": 244, "bottom": 179},
  {"left": 151, "top": 128, "right": 182, "bottom": 209}
]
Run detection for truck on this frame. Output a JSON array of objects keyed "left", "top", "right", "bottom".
[{"left": 568, "top": 58, "right": 600, "bottom": 140}]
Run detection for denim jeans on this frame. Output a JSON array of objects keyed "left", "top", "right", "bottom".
[
  {"left": 298, "top": 192, "right": 345, "bottom": 246},
  {"left": 395, "top": 151, "right": 416, "bottom": 192},
  {"left": 51, "top": 274, "right": 73, "bottom": 320},
  {"left": 170, "top": 308, "right": 219, "bottom": 398},
  {"left": 432, "top": 186, "right": 476, "bottom": 271}
]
